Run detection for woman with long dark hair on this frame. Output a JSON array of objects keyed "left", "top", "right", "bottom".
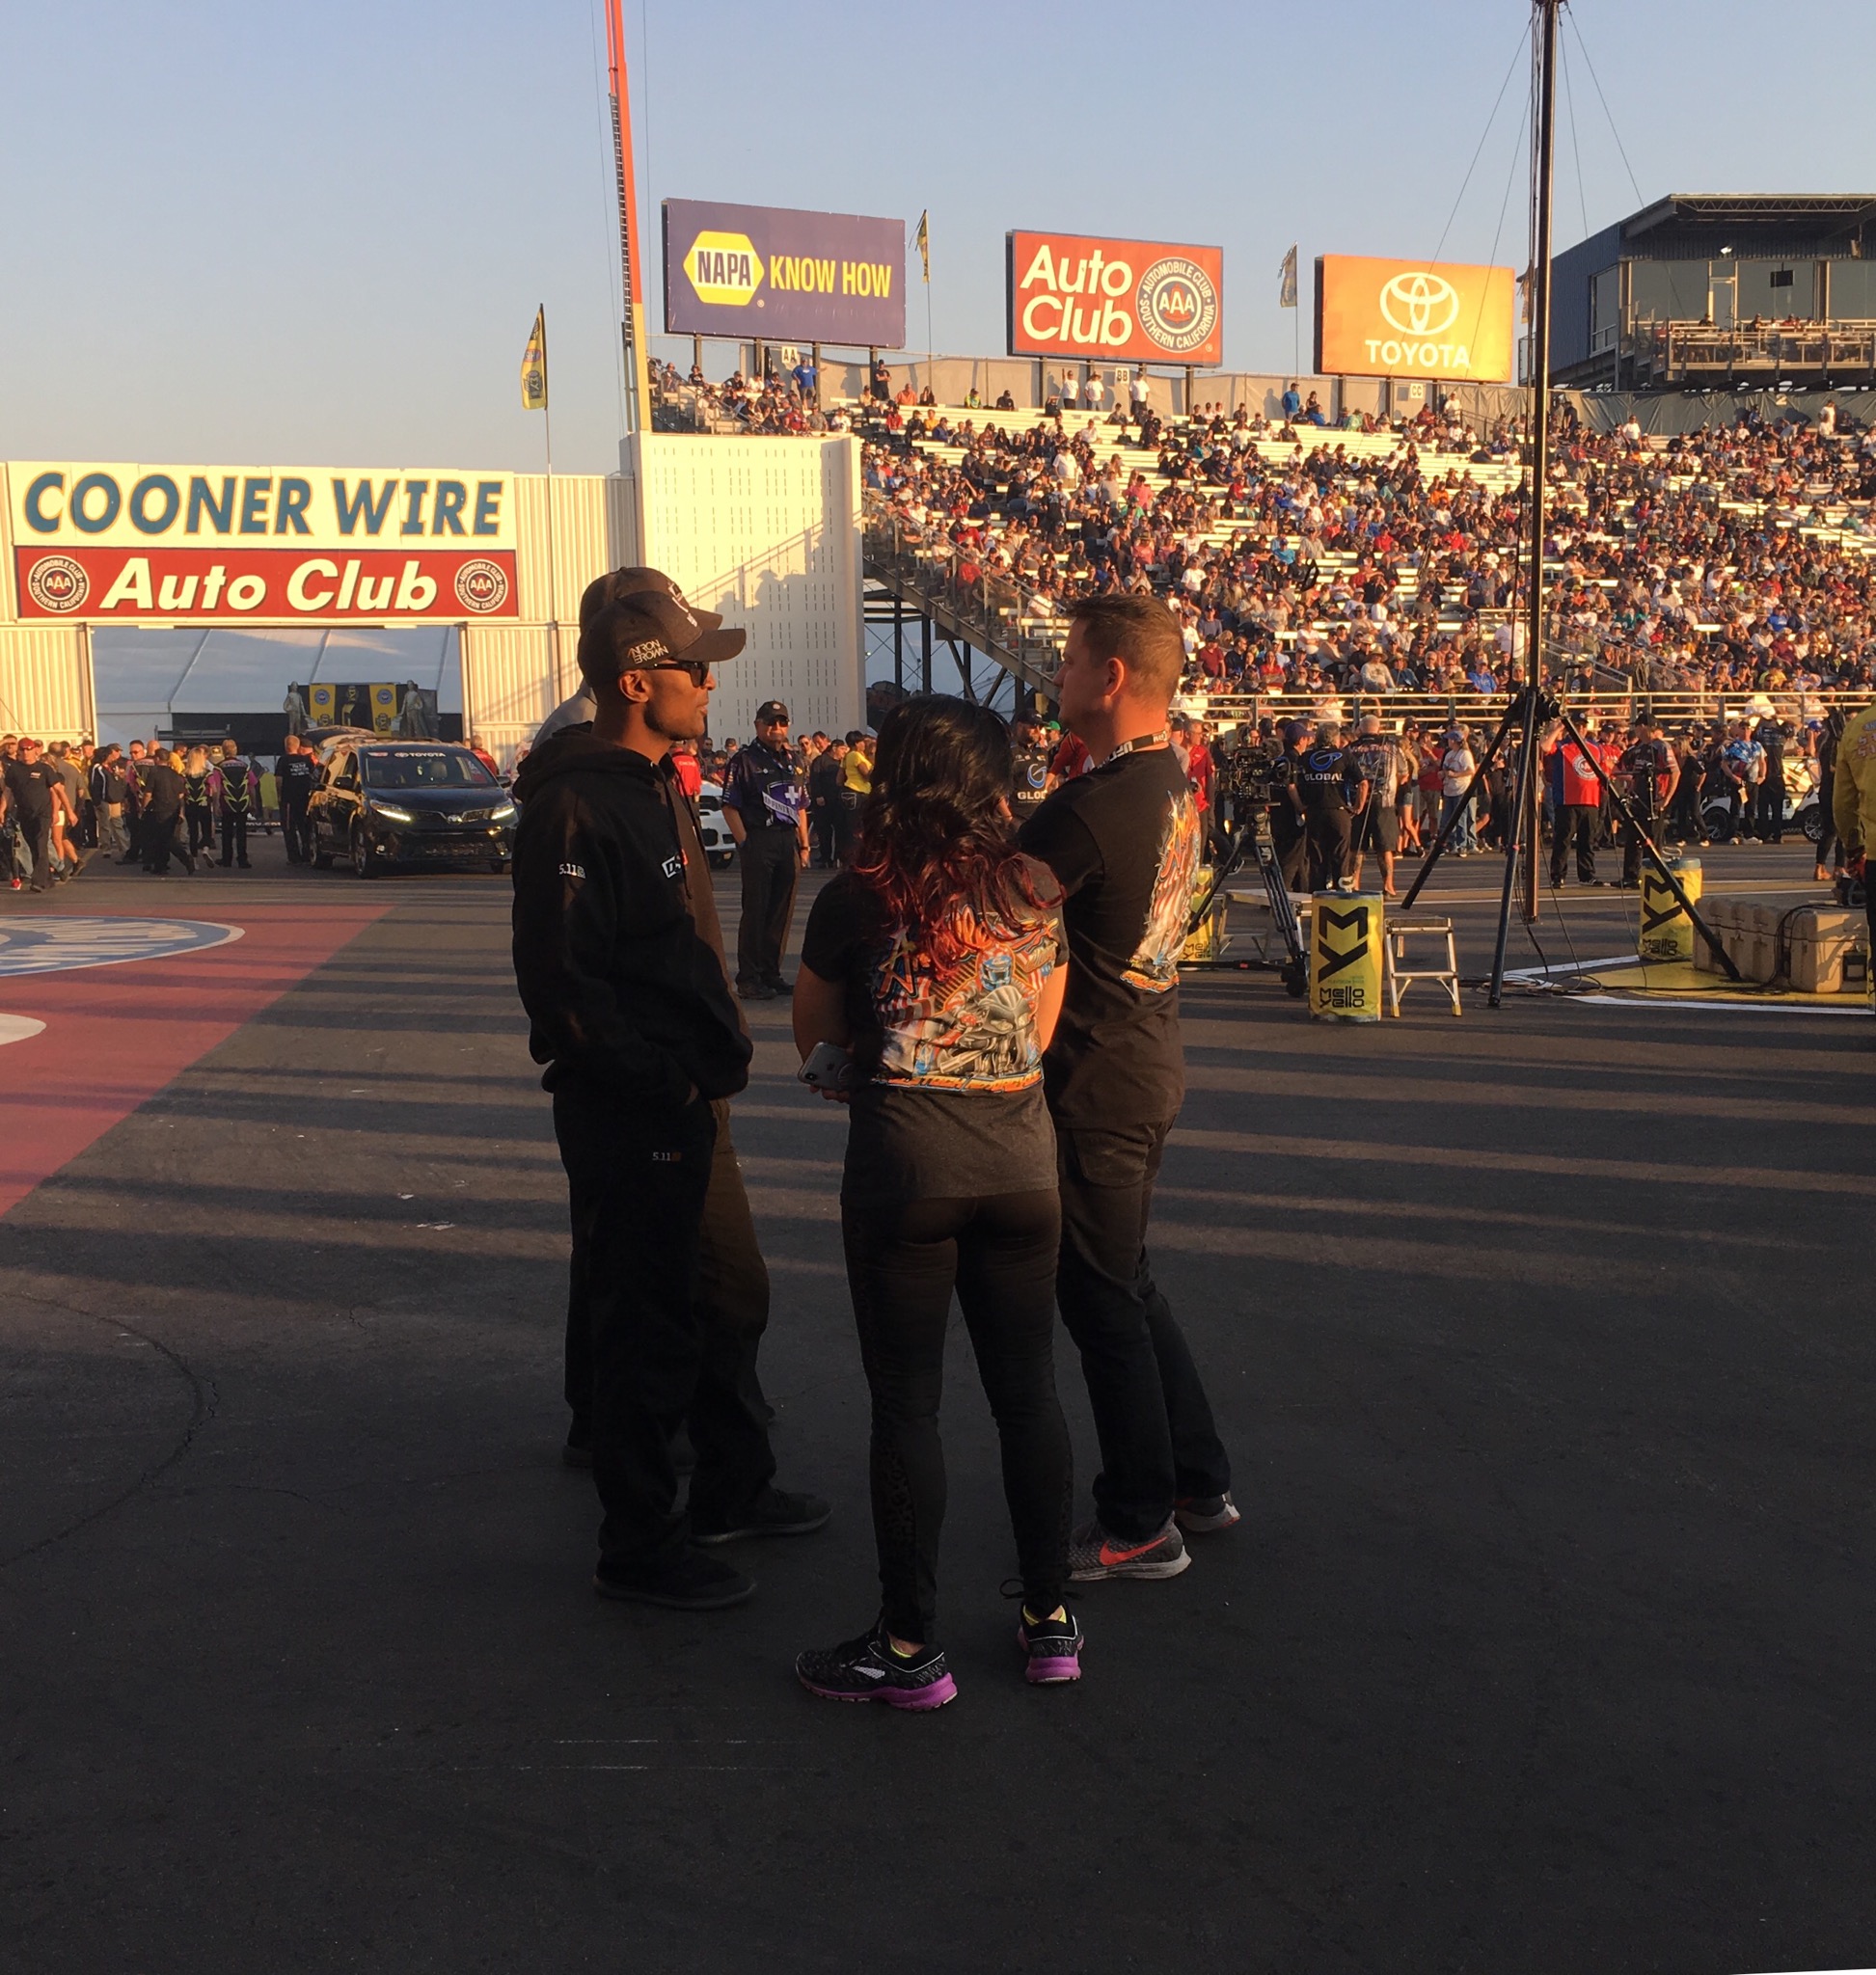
[{"left": 792, "top": 697, "right": 1079, "bottom": 1709}]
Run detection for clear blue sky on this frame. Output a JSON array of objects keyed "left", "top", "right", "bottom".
[{"left": 4, "top": 0, "right": 1871, "bottom": 476}]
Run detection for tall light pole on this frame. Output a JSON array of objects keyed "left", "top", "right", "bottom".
[{"left": 605, "top": 0, "right": 653, "bottom": 437}]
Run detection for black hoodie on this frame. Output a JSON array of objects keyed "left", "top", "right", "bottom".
[{"left": 511, "top": 730, "right": 751, "bottom": 1107}]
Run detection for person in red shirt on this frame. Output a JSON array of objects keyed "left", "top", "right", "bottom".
[
  {"left": 670, "top": 738, "right": 703, "bottom": 798},
  {"left": 1542, "top": 718, "right": 1607, "bottom": 886},
  {"left": 1048, "top": 729, "right": 1092, "bottom": 782},
  {"left": 1177, "top": 717, "right": 1215, "bottom": 812},
  {"left": 468, "top": 732, "right": 500, "bottom": 779}
]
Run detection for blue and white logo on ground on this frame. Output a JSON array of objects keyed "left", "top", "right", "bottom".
[{"left": 0, "top": 917, "right": 243, "bottom": 976}]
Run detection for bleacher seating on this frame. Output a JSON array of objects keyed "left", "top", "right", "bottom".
[{"left": 861, "top": 392, "right": 1876, "bottom": 724}]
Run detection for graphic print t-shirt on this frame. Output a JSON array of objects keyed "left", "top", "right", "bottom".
[
  {"left": 1018, "top": 744, "right": 1200, "bottom": 1127},
  {"left": 802, "top": 863, "right": 1063, "bottom": 1203}
]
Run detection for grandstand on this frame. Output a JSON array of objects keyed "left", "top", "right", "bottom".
[
  {"left": 638, "top": 356, "right": 1876, "bottom": 740},
  {"left": 853, "top": 394, "right": 1876, "bottom": 732}
]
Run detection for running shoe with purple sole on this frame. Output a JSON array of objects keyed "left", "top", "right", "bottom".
[
  {"left": 796, "top": 1621, "right": 957, "bottom": 1710},
  {"left": 1017, "top": 1607, "right": 1083, "bottom": 1684}
]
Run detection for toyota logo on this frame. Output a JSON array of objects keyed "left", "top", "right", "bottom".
[{"left": 1379, "top": 271, "right": 1459, "bottom": 336}]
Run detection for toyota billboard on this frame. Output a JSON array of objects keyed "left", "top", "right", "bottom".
[
  {"left": 1315, "top": 256, "right": 1515, "bottom": 382},
  {"left": 662, "top": 200, "right": 906, "bottom": 346},
  {"left": 1007, "top": 230, "right": 1224, "bottom": 366}
]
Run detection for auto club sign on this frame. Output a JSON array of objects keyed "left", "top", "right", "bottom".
[
  {"left": 4, "top": 462, "right": 520, "bottom": 623},
  {"left": 1006, "top": 230, "right": 1224, "bottom": 366}
]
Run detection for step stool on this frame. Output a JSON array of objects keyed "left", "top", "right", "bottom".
[{"left": 1384, "top": 915, "right": 1462, "bottom": 1017}]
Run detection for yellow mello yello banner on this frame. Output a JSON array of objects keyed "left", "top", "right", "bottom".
[{"left": 1315, "top": 256, "right": 1515, "bottom": 383}]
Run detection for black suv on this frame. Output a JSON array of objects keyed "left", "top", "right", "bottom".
[{"left": 309, "top": 737, "right": 516, "bottom": 878}]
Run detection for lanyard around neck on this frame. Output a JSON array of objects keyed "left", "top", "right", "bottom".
[{"left": 1106, "top": 728, "right": 1170, "bottom": 762}]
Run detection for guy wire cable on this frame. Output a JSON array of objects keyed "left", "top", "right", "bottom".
[
  {"left": 1566, "top": 4, "right": 1645, "bottom": 210},
  {"left": 1558, "top": 21, "right": 1591, "bottom": 249},
  {"left": 1427, "top": 18, "right": 1532, "bottom": 276},
  {"left": 1459, "top": 75, "right": 1531, "bottom": 402}
]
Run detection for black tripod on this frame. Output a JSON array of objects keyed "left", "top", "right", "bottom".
[
  {"left": 1184, "top": 805, "right": 1309, "bottom": 995},
  {"left": 1400, "top": 685, "right": 1742, "bottom": 1003}
]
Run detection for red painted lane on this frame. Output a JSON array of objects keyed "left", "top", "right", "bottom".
[{"left": 0, "top": 902, "right": 390, "bottom": 1220}]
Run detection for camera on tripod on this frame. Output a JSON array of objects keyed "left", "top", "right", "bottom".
[{"left": 1216, "top": 734, "right": 1277, "bottom": 814}]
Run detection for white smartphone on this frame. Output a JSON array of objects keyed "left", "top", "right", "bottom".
[{"left": 798, "top": 1041, "right": 858, "bottom": 1091}]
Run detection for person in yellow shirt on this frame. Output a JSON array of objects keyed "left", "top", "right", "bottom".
[
  {"left": 835, "top": 729, "right": 873, "bottom": 865},
  {"left": 1830, "top": 698, "right": 1876, "bottom": 997}
]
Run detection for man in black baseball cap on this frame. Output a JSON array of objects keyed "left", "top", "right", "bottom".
[
  {"left": 512, "top": 591, "right": 827, "bottom": 1613},
  {"left": 1010, "top": 709, "right": 1054, "bottom": 822},
  {"left": 534, "top": 567, "right": 739, "bottom": 743},
  {"left": 720, "top": 697, "right": 809, "bottom": 997}
]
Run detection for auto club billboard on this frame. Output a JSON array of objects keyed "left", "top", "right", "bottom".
[
  {"left": 1315, "top": 256, "right": 1516, "bottom": 382},
  {"left": 663, "top": 199, "right": 907, "bottom": 347},
  {"left": 1007, "top": 230, "right": 1224, "bottom": 366},
  {"left": 5, "top": 462, "right": 519, "bottom": 623}
]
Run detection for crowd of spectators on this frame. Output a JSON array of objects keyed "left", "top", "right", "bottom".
[
  {"left": 0, "top": 733, "right": 274, "bottom": 887},
  {"left": 650, "top": 357, "right": 856, "bottom": 437},
  {"left": 861, "top": 391, "right": 1876, "bottom": 708}
]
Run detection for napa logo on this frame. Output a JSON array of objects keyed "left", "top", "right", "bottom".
[{"left": 686, "top": 231, "right": 764, "bottom": 309}]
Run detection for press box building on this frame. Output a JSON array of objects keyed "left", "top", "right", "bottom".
[{"left": 1549, "top": 193, "right": 1876, "bottom": 392}]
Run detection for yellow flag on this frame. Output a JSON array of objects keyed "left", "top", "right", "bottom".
[
  {"left": 914, "top": 210, "right": 930, "bottom": 284},
  {"left": 520, "top": 307, "right": 548, "bottom": 411}
]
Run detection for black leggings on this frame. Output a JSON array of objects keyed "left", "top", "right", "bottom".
[{"left": 841, "top": 1188, "right": 1071, "bottom": 1641}]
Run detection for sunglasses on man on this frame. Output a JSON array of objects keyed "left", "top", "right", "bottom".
[{"left": 639, "top": 659, "right": 713, "bottom": 686}]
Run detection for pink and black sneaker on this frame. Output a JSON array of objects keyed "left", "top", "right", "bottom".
[
  {"left": 1017, "top": 1606, "right": 1083, "bottom": 1685},
  {"left": 797, "top": 1620, "right": 957, "bottom": 1711}
]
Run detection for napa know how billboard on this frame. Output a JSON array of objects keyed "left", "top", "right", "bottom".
[
  {"left": 5, "top": 463, "right": 519, "bottom": 623},
  {"left": 663, "top": 200, "right": 906, "bottom": 347},
  {"left": 1315, "top": 256, "right": 1516, "bottom": 382},
  {"left": 1007, "top": 230, "right": 1224, "bottom": 366}
]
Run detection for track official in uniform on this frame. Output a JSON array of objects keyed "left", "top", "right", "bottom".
[
  {"left": 722, "top": 701, "right": 809, "bottom": 998},
  {"left": 511, "top": 592, "right": 829, "bottom": 1612}
]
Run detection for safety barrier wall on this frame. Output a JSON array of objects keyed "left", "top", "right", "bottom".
[
  {"left": 511, "top": 472, "right": 639, "bottom": 630},
  {"left": 629, "top": 433, "right": 864, "bottom": 744},
  {"left": 459, "top": 471, "right": 642, "bottom": 757},
  {"left": 0, "top": 624, "right": 95, "bottom": 741},
  {"left": 457, "top": 622, "right": 563, "bottom": 771}
]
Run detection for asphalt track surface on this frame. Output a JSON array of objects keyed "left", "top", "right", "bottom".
[{"left": 2, "top": 831, "right": 1873, "bottom": 1974}]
